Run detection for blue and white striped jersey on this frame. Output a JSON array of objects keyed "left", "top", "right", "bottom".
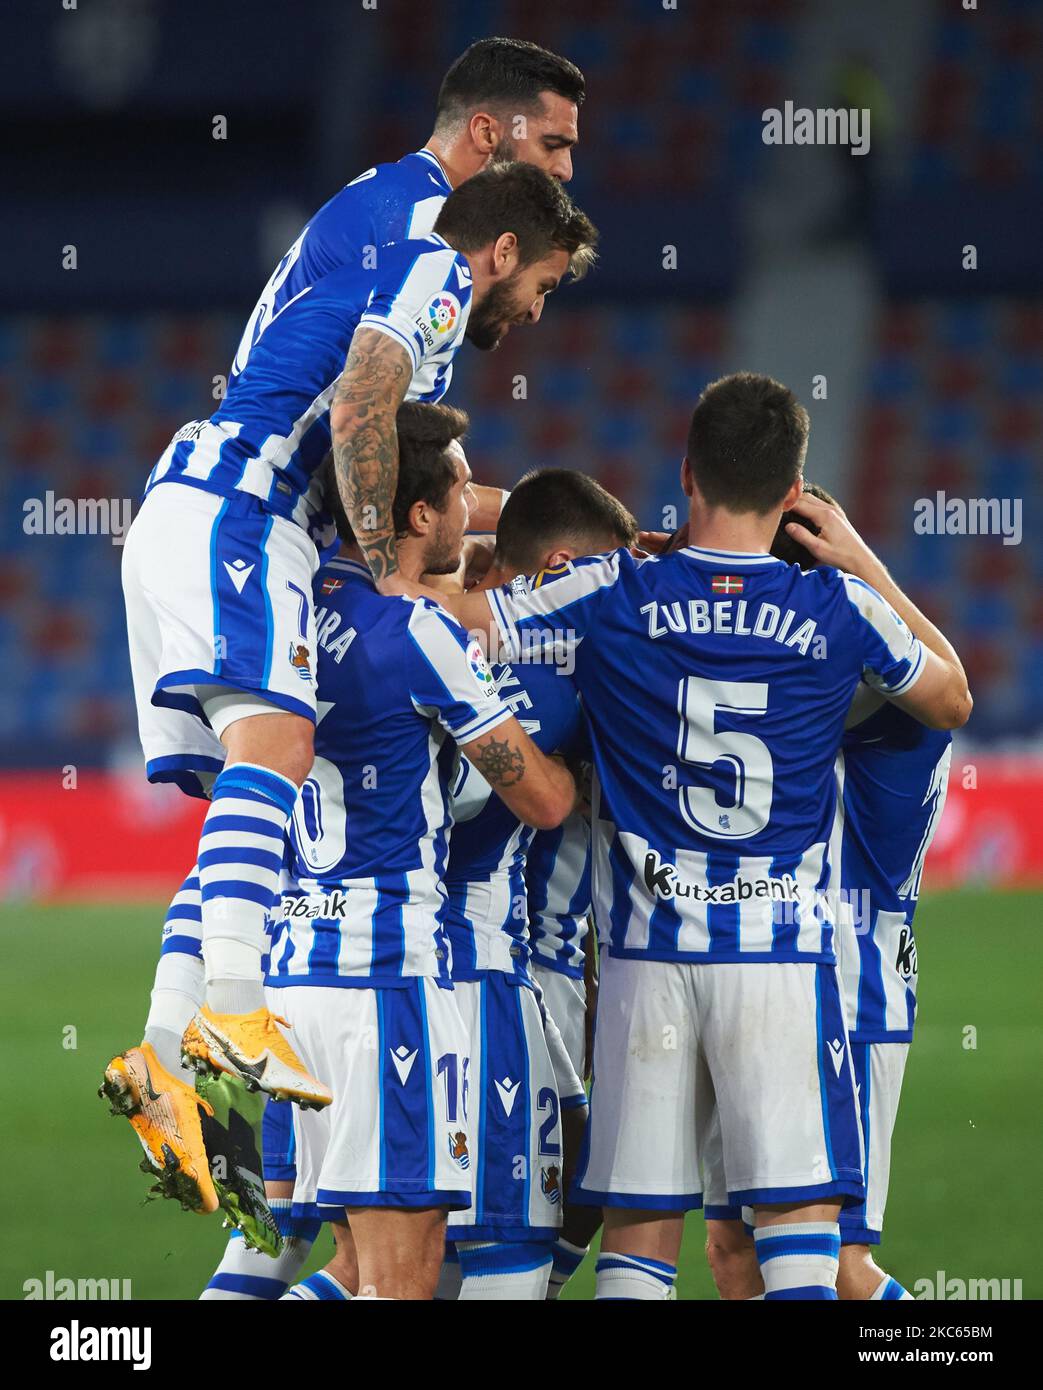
[
  {"left": 232, "top": 149, "right": 452, "bottom": 393},
  {"left": 266, "top": 557, "right": 512, "bottom": 989},
  {"left": 526, "top": 812, "right": 592, "bottom": 980},
  {"left": 443, "top": 659, "right": 583, "bottom": 987},
  {"left": 146, "top": 234, "right": 472, "bottom": 532},
  {"left": 488, "top": 546, "right": 927, "bottom": 965},
  {"left": 831, "top": 691, "right": 952, "bottom": 1041}
]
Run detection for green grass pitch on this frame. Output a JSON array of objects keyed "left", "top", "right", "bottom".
[{"left": 1, "top": 890, "right": 1039, "bottom": 1301}]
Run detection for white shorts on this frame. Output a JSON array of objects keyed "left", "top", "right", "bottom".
[
  {"left": 532, "top": 962, "right": 586, "bottom": 1082},
  {"left": 275, "top": 979, "right": 472, "bottom": 1215},
  {"left": 122, "top": 482, "right": 319, "bottom": 797},
  {"left": 840, "top": 1040, "right": 909, "bottom": 1244},
  {"left": 447, "top": 976, "right": 564, "bottom": 1242},
  {"left": 573, "top": 956, "right": 865, "bottom": 1211}
]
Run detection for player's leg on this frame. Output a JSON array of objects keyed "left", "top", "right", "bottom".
[
  {"left": 700, "top": 1100, "right": 763, "bottom": 1297},
  {"left": 702, "top": 962, "right": 864, "bottom": 1301},
  {"left": 705, "top": 1217, "right": 761, "bottom": 1299},
  {"left": 201, "top": 1099, "right": 322, "bottom": 1299},
  {"left": 282, "top": 1221, "right": 358, "bottom": 1301},
  {"left": 533, "top": 964, "right": 599, "bottom": 1297},
  {"left": 289, "top": 977, "right": 470, "bottom": 1300},
  {"left": 100, "top": 869, "right": 219, "bottom": 1212},
  {"left": 120, "top": 483, "right": 329, "bottom": 1108},
  {"left": 573, "top": 956, "right": 702, "bottom": 1300},
  {"left": 450, "top": 977, "right": 561, "bottom": 1300},
  {"left": 838, "top": 1041, "right": 913, "bottom": 1300}
]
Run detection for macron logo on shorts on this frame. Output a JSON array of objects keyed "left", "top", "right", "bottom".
[
  {"left": 390, "top": 1045, "right": 418, "bottom": 1085},
  {"left": 223, "top": 558, "right": 255, "bottom": 594},
  {"left": 495, "top": 1076, "right": 520, "bottom": 1116},
  {"left": 828, "top": 1037, "right": 846, "bottom": 1077}
]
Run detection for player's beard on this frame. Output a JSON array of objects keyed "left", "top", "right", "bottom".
[
  {"left": 466, "top": 268, "right": 526, "bottom": 351},
  {"left": 422, "top": 519, "right": 464, "bottom": 577}
]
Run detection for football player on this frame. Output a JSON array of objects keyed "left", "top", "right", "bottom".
[
  {"left": 435, "top": 469, "right": 636, "bottom": 1298},
  {"left": 702, "top": 483, "right": 956, "bottom": 1302},
  {"left": 105, "top": 165, "right": 595, "bottom": 1229},
  {"left": 445, "top": 372, "right": 971, "bottom": 1299}
]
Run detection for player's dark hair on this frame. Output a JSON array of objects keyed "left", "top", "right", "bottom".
[
  {"left": 494, "top": 468, "right": 638, "bottom": 572},
  {"left": 434, "top": 162, "right": 597, "bottom": 280},
  {"left": 771, "top": 480, "right": 839, "bottom": 569},
  {"left": 435, "top": 37, "right": 585, "bottom": 128},
  {"left": 323, "top": 402, "right": 469, "bottom": 545},
  {"left": 686, "top": 372, "right": 809, "bottom": 516}
]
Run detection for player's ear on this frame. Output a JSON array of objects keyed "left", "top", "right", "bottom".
[
  {"left": 681, "top": 455, "right": 694, "bottom": 498},
  {"left": 781, "top": 474, "right": 803, "bottom": 510},
  {"left": 490, "top": 231, "right": 519, "bottom": 276},
  {"left": 544, "top": 546, "right": 573, "bottom": 569},
  {"left": 468, "top": 110, "right": 499, "bottom": 158},
  {"left": 407, "top": 498, "right": 431, "bottom": 537}
]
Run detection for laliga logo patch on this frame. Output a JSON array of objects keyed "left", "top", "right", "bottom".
[
  {"left": 467, "top": 638, "right": 495, "bottom": 696},
  {"left": 417, "top": 291, "right": 460, "bottom": 348}
]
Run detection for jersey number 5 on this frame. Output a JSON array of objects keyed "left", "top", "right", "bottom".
[{"left": 676, "top": 676, "right": 773, "bottom": 840}]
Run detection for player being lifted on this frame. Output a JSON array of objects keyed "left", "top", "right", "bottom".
[
  {"left": 702, "top": 483, "right": 956, "bottom": 1302},
  {"left": 431, "top": 469, "right": 636, "bottom": 1299},
  {"left": 106, "top": 162, "right": 597, "bottom": 1224},
  {"left": 263, "top": 403, "right": 576, "bottom": 1300},
  {"left": 446, "top": 372, "right": 971, "bottom": 1300}
]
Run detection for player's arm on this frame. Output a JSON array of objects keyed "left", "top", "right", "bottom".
[
  {"left": 787, "top": 492, "right": 972, "bottom": 730},
  {"left": 458, "top": 721, "right": 577, "bottom": 831},
  {"left": 329, "top": 327, "right": 412, "bottom": 587},
  {"left": 469, "top": 486, "right": 509, "bottom": 534}
]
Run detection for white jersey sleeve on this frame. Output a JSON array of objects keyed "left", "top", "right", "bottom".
[
  {"left": 487, "top": 550, "right": 631, "bottom": 661},
  {"left": 358, "top": 241, "right": 471, "bottom": 376},
  {"left": 841, "top": 574, "right": 927, "bottom": 697},
  {"left": 406, "top": 600, "right": 513, "bottom": 744}
]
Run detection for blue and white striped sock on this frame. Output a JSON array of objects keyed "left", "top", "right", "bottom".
[
  {"left": 872, "top": 1274, "right": 913, "bottom": 1300},
  {"left": 754, "top": 1222, "right": 840, "bottom": 1300},
  {"left": 199, "top": 1203, "right": 321, "bottom": 1300},
  {"left": 281, "top": 1270, "right": 353, "bottom": 1301},
  {"left": 197, "top": 764, "right": 298, "bottom": 1012},
  {"left": 546, "top": 1237, "right": 589, "bottom": 1299},
  {"left": 144, "top": 867, "right": 204, "bottom": 1074},
  {"left": 595, "top": 1252, "right": 677, "bottom": 1300},
  {"left": 456, "top": 1241, "right": 554, "bottom": 1300}
]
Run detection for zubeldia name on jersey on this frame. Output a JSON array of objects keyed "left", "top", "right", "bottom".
[{"left": 642, "top": 596, "right": 822, "bottom": 655}]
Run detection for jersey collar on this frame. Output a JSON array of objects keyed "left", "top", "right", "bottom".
[
  {"left": 679, "top": 545, "right": 785, "bottom": 568},
  {"left": 414, "top": 148, "right": 453, "bottom": 191},
  {"left": 325, "top": 557, "right": 373, "bottom": 584}
]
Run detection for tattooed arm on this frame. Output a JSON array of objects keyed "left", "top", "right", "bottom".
[
  {"left": 329, "top": 327, "right": 412, "bottom": 589},
  {"left": 458, "top": 719, "right": 577, "bottom": 831}
]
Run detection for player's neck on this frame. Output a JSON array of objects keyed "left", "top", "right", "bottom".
[
  {"left": 686, "top": 506, "right": 779, "bottom": 557},
  {"left": 422, "top": 134, "right": 485, "bottom": 189},
  {"left": 395, "top": 536, "right": 429, "bottom": 583}
]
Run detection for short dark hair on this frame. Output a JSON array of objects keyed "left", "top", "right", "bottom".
[
  {"left": 686, "top": 372, "right": 809, "bottom": 515},
  {"left": 434, "top": 161, "right": 597, "bottom": 280},
  {"left": 495, "top": 468, "right": 638, "bottom": 572},
  {"left": 435, "top": 37, "right": 585, "bottom": 129},
  {"left": 772, "top": 480, "right": 838, "bottom": 568},
  {"left": 324, "top": 401, "right": 469, "bottom": 544}
]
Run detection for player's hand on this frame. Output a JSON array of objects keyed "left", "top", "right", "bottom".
[
  {"left": 783, "top": 493, "right": 888, "bottom": 587},
  {"left": 635, "top": 523, "right": 688, "bottom": 557},
  {"left": 461, "top": 535, "right": 497, "bottom": 590}
]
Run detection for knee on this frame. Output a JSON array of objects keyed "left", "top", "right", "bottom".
[{"left": 705, "top": 1221, "right": 759, "bottom": 1300}]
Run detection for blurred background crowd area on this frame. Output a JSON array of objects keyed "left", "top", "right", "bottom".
[{"left": 0, "top": 0, "right": 1040, "bottom": 895}]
